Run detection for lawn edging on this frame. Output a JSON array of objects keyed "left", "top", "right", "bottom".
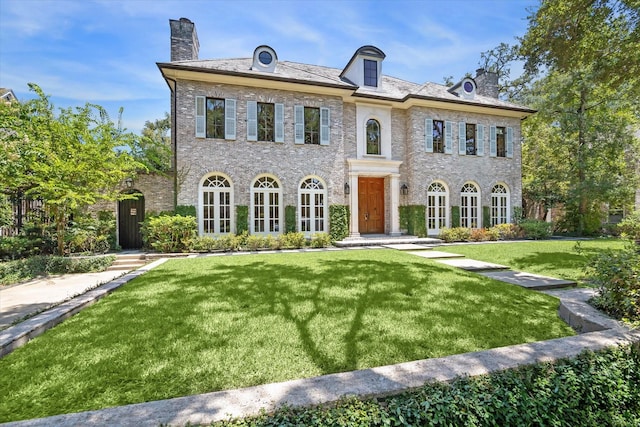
[
  {"left": 4, "top": 274, "right": 639, "bottom": 427},
  {"left": 0, "top": 258, "right": 168, "bottom": 358}
]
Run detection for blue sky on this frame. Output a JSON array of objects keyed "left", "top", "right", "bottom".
[{"left": 0, "top": 0, "right": 539, "bottom": 134}]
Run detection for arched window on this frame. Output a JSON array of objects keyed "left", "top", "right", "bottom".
[
  {"left": 427, "top": 182, "right": 448, "bottom": 235},
  {"left": 299, "top": 177, "right": 327, "bottom": 235},
  {"left": 251, "top": 175, "right": 282, "bottom": 234},
  {"left": 460, "top": 183, "right": 480, "bottom": 228},
  {"left": 201, "top": 174, "right": 233, "bottom": 234},
  {"left": 491, "top": 184, "right": 510, "bottom": 225},
  {"left": 366, "top": 119, "right": 381, "bottom": 155}
]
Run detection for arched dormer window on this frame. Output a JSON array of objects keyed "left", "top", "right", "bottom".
[{"left": 366, "top": 119, "right": 381, "bottom": 155}]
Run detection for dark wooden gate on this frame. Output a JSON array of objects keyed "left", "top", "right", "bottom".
[{"left": 118, "top": 194, "right": 145, "bottom": 249}]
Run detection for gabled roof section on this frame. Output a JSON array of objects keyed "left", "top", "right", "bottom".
[
  {"left": 0, "top": 88, "right": 17, "bottom": 102},
  {"left": 339, "top": 45, "right": 386, "bottom": 80}
]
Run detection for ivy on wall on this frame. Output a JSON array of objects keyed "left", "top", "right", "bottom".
[
  {"left": 285, "top": 205, "right": 296, "bottom": 233},
  {"left": 451, "top": 206, "right": 461, "bottom": 228},
  {"left": 329, "top": 205, "right": 350, "bottom": 241},
  {"left": 483, "top": 206, "right": 491, "bottom": 228},
  {"left": 399, "top": 205, "right": 427, "bottom": 237},
  {"left": 236, "top": 205, "right": 248, "bottom": 234},
  {"left": 175, "top": 205, "right": 196, "bottom": 217}
]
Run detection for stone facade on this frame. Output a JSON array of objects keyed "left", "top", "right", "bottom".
[{"left": 159, "top": 19, "right": 534, "bottom": 237}]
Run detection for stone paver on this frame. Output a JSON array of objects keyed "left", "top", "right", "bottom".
[
  {"left": 434, "top": 258, "right": 509, "bottom": 271},
  {"left": 479, "top": 271, "right": 576, "bottom": 291},
  {"left": 408, "top": 250, "right": 465, "bottom": 259}
]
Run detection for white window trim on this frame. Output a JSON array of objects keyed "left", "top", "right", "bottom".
[
  {"left": 198, "top": 173, "right": 235, "bottom": 236},
  {"left": 427, "top": 181, "right": 449, "bottom": 235},
  {"left": 298, "top": 176, "right": 328, "bottom": 236},
  {"left": 250, "top": 174, "right": 283, "bottom": 235}
]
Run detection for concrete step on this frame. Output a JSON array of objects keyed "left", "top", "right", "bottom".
[{"left": 334, "top": 236, "right": 442, "bottom": 248}]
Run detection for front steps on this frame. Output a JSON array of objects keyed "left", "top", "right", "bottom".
[
  {"left": 106, "top": 252, "right": 148, "bottom": 272},
  {"left": 333, "top": 235, "right": 442, "bottom": 248}
]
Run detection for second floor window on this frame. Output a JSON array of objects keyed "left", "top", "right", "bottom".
[
  {"left": 206, "top": 98, "right": 225, "bottom": 139},
  {"left": 364, "top": 59, "right": 378, "bottom": 87},
  {"left": 466, "top": 123, "right": 477, "bottom": 155},
  {"left": 304, "top": 107, "right": 320, "bottom": 144},
  {"left": 496, "top": 126, "right": 506, "bottom": 157},
  {"left": 366, "top": 119, "right": 381, "bottom": 155},
  {"left": 433, "top": 120, "right": 444, "bottom": 153},
  {"left": 258, "top": 103, "right": 275, "bottom": 142}
]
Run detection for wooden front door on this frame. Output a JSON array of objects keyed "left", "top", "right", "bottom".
[
  {"left": 118, "top": 194, "right": 145, "bottom": 249},
  {"left": 358, "top": 177, "right": 385, "bottom": 234}
]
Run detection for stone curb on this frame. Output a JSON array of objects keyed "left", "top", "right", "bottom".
[{"left": 0, "top": 259, "right": 168, "bottom": 358}]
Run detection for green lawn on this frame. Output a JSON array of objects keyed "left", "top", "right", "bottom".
[
  {"left": 443, "top": 239, "right": 627, "bottom": 283},
  {"left": 0, "top": 249, "right": 575, "bottom": 422}
]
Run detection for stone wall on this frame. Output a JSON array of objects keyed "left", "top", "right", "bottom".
[{"left": 88, "top": 173, "right": 174, "bottom": 216}]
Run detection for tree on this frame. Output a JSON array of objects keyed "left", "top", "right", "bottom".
[
  {"left": 0, "top": 84, "right": 145, "bottom": 254},
  {"left": 519, "top": 0, "right": 640, "bottom": 234},
  {"left": 477, "top": 42, "right": 533, "bottom": 101},
  {"left": 131, "top": 112, "right": 172, "bottom": 173}
]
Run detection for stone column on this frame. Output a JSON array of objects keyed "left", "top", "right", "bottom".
[
  {"left": 389, "top": 174, "right": 401, "bottom": 236},
  {"left": 348, "top": 173, "right": 360, "bottom": 238}
]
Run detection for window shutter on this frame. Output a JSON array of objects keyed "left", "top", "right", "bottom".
[
  {"left": 489, "top": 125, "right": 497, "bottom": 157},
  {"left": 320, "top": 107, "right": 330, "bottom": 145},
  {"left": 275, "top": 103, "right": 284, "bottom": 143},
  {"left": 195, "top": 96, "right": 205, "bottom": 138},
  {"left": 444, "top": 121, "right": 453, "bottom": 154},
  {"left": 458, "top": 122, "right": 466, "bottom": 155},
  {"left": 506, "top": 127, "right": 514, "bottom": 158},
  {"left": 224, "top": 99, "right": 236, "bottom": 140},
  {"left": 476, "top": 124, "right": 484, "bottom": 156},
  {"left": 247, "top": 101, "right": 257, "bottom": 141},
  {"left": 424, "top": 118, "right": 433, "bottom": 152},
  {"left": 294, "top": 105, "right": 304, "bottom": 144}
]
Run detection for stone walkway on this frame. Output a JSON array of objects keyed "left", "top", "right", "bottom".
[{"left": 1, "top": 245, "right": 638, "bottom": 426}]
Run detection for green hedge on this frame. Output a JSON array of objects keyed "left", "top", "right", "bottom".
[
  {"left": 285, "top": 205, "right": 296, "bottom": 233},
  {"left": 482, "top": 205, "right": 490, "bottom": 228},
  {"left": 141, "top": 215, "right": 196, "bottom": 252},
  {"left": 174, "top": 205, "right": 196, "bottom": 217},
  {"left": 215, "top": 344, "right": 640, "bottom": 426},
  {"left": 329, "top": 205, "right": 349, "bottom": 241},
  {"left": 399, "top": 205, "right": 427, "bottom": 237},
  {"left": 0, "top": 255, "right": 116, "bottom": 286},
  {"left": 236, "top": 205, "right": 248, "bottom": 234}
]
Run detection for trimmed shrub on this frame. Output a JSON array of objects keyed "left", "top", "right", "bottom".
[
  {"left": 587, "top": 243, "right": 640, "bottom": 324},
  {"left": 310, "top": 232, "right": 331, "bottom": 248},
  {"left": 617, "top": 211, "right": 640, "bottom": 241},
  {"left": 489, "top": 223, "right": 523, "bottom": 240},
  {"left": 279, "top": 232, "right": 306, "bottom": 249},
  {"left": 285, "top": 205, "right": 296, "bottom": 233},
  {"left": 470, "top": 227, "right": 498, "bottom": 242},
  {"left": 519, "top": 219, "right": 553, "bottom": 239},
  {"left": 329, "top": 205, "right": 349, "bottom": 242},
  {"left": 236, "top": 205, "right": 248, "bottom": 234},
  {"left": 0, "top": 255, "right": 115, "bottom": 286},
  {"left": 174, "top": 205, "right": 196, "bottom": 217},
  {"left": 141, "top": 215, "right": 196, "bottom": 252},
  {"left": 482, "top": 206, "right": 491, "bottom": 228},
  {"left": 439, "top": 227, "right": 471, "bottom": 243},
  {"left": 399, "top": 205, "right": 427, "bottom": 237}
]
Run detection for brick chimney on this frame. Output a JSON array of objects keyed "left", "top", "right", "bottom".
[
  {"left": 474, "top": 68, "right": 499, "bottom": 98},
  {"left": 170, "top": 18, "right": 199, "bottom": 62}
]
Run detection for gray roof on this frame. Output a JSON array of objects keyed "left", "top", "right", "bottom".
[{"left": 159, "top": 58, "right": 533, "bottom": 113}]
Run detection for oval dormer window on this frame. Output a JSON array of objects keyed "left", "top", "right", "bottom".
[
  {"left": 463, "top": 81, "right": 474, "bottom": 94},
  {"left": 252, "top": 45, "right": 278, "bottom": 72}
]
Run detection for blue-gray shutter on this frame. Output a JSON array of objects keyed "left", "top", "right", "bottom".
[
  {"left": 506, "top": 126, "right": 514, "bottom": 158},
  {"left": 489, "top": 125, "right": 497, "bottom": 157},
  {"left": 195, "top": 96, "right": 205, "bottom": 138},
  {"left": 424, "top": 118, "right": 433, "bottom": 152},
  {"left": 294, "top": 105, "right": 304, "bottom": 144},
  {"left": 476, "top": 124, "right": 484, "bottom": 156},
  {"left": 458, "top": 122, "right": 466, "bottom": 155},
  {"left": 320, "top": 107, "right": 330, "bottom": 145},
  {"left": 224, "top": 99, "right": 236, "bottom": 140},
  {"left": 444, "top": 121, "right": 453, "bottom": 154},
  {"left": 247, "top": 101, "right": 257, "bottom": 141},
  {"left": 275, "top": 103, "right": 284, "bottom": 143}
]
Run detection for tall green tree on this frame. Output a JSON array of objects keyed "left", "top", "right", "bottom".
[
  {"left": 519, "top": 0, "right": 640, "bottom": 234},
  {"left": 131, "top": 112, "right": 171, "bottom": 173},
  {"left": 0, "top": 84, "right": 145, "bottom": 254}
]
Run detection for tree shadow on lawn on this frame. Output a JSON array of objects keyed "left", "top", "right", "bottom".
[
  {"left": 509, "top": 250, "right": 595, "bottom": 280},
  {"left": 0, "top": 252, "right": 573, "bottom": 422}
]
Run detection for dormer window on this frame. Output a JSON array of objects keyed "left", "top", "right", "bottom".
[
  {"left": 364, "top": 59, "right": 378, "bottom": 87},
  {"left": 252, "top": 45, "right": 277, "bottom": 73}
]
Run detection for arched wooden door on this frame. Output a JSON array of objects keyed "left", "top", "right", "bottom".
[{"left": 118, "top": 193, "right": 145, "bottom": 249}]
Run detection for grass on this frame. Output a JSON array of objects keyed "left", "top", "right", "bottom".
[
  {"left": 0, "top": 249, "right": 575, "bottom": 422},
  {"left": 442, "top": 239, "right": 627, "bottom": 283}
]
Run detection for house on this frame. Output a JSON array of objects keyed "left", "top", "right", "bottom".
[
  {"left": 155, "top": 18, "right": 534, "bottom": 240},
  {"left": 0, "top": 88, "right": 17, "bottom": 103}
]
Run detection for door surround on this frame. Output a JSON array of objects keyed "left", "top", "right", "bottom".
[{"left": 346, "top": 158, "right": 402, "bottom": 238}]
